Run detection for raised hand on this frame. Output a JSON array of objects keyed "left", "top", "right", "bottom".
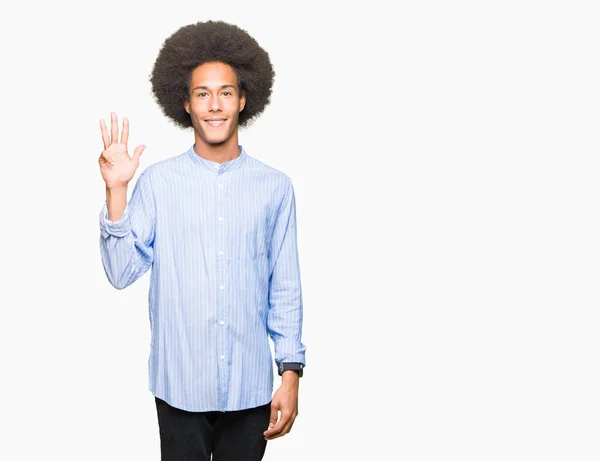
[{"left": 98, "top": 112, "right": 146, "bottom": 189}]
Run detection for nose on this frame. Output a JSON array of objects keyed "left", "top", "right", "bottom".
[{"left": 209, "top": 94, "right": 222, "bottom": 112}]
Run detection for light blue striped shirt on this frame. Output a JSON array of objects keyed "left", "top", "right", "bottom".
[{"left": 99, "top": 145, "right": 306, "bottom": 412}]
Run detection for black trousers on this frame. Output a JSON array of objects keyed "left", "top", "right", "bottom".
[{"left": 155, "top": 397, "right": 271, "bottom": 461}]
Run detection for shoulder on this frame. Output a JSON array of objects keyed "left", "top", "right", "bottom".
[
  {"left": 244, "top": 154, "right": 293, "bottom": 189},
  {"left": 135, "top": 149, "right": 190, "bottom": 184}
]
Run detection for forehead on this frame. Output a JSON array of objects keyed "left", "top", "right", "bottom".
[{"left": 189, "top": 61, "right": 238, "bottom": 87}]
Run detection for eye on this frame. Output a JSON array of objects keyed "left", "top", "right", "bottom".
[
  {"left": 196, "top": 92, "right": 208, "bottom": 97},
  {"left": 222, "top": 91, "right": 232, "bottom": 96}
]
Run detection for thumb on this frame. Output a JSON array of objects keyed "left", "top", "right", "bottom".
[
  {"left": 268, "top": 406, "right": 279, "bottom": 429},
  {"left": 132, "top": 144, "right": 146, "bottom": 164}
]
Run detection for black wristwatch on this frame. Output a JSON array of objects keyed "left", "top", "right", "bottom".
[{"left": 277, "top": 362, "right": 304, "bottom": 377}]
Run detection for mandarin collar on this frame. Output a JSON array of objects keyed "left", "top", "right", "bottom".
[{"left": 187, "top": 145, "right": 248, "bottom": 173}]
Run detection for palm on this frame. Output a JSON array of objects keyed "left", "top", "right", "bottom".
[{"left": 98, "top": 112, "right": 146, "bottom": 189}]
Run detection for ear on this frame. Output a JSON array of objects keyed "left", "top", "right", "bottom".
[
  {"left": 239, "top": 91, "right": 246, "bottom": 112},
  {"left": 184, "top": 98, "right": 190, "bottom": 114}
]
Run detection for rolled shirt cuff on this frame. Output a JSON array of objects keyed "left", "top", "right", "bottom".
[{"left": 99, "top": 202, "right": 132, "bottom": 238}]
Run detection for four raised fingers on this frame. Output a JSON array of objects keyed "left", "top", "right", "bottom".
[
  {"left": 100, "top": 113, "right": 134, "bottom": 165},
  {"left": 100, "top": 113, "right": 131, "bottom": 166}
]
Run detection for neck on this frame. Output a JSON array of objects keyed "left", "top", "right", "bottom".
[{"left": 192, "top": 133, "right": 241, "bottom": 164}]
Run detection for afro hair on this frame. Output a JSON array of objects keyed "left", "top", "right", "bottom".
[{"left": 150, "top": 20, "right": 275, "bottom": 129}]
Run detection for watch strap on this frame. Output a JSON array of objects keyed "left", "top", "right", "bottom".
[{"left": 277, "top": 362, "right": 304, "bottom": 377}]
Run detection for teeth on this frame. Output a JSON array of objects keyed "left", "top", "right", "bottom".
[{"left": 207, "top": 120, "right": 225, "bottom": 126}]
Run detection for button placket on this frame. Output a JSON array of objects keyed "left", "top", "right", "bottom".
[{"left": 215, "top": 169, "right": 229, "bottom": 402}]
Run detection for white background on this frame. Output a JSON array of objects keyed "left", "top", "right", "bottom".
[{"left": 1, "top": 0, "right": 599, "bottom": 459}]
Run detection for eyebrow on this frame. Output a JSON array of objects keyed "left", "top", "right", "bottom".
[{"left": 191, "top": 84, "right": 236, "bottom": 92}]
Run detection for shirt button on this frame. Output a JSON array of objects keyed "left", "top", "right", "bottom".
[
  {"left": 219, "top": 320, "right": 225, "bottom": 326},
  {"left": 218, "top": 183, "right": 223, "bottom": 188},
  {"left": 220, "top": 355, "right": 225, "bottom": 360},
  {"left": 218, "top": 216, "right": 223, "bottom": 222},
  {"left": 219, "top": 285, "right": 224, "bottom": 291},
  {"left": 219, "top": 250, "right": 224, "bottom": 256}
]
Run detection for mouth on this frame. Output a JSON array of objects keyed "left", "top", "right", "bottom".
[{"left": 205, "top": 119, "right": 227, "bottom": 128}]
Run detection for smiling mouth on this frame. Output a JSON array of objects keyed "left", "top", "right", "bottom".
[{"left": 205, "top": 119, "right": 226, "bottom": 127}]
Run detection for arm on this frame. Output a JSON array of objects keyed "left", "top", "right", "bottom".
[
  {"left": 99, "top": 171, "right": 156, "bottom": 290},
  {"left": 264, "top": 179, "right": 306, "bottom": 441},
  {"left": 267, "top": 178, "right": 307, "bottom": 369},
  {"left": 105, "top": 184, "right": 127, "bottom": 222}
]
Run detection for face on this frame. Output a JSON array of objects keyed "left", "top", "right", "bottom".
[{"left": 184, "top": 61, "right": 246, "bottom": 147}]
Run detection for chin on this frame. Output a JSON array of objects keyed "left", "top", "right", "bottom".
[{"left": 204, "top": 136, "right": 229, "bottom": 145}]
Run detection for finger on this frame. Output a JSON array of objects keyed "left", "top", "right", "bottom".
[
  {"left": 267, "top": 420, "right": 294, "bottom": 440},
  {"left": 270, "top": 414, "right": 296, "bottom": 439},
  {"left": 279, "top": 415, "right": 296, "bottom": 436},
  {"left": 100, "top": 151, "right": 115, "bottom": 166},
  {"left": 265, "top": 418, "right": 294, "bottom": 440},
  {"left": 110, "top": 112, "right": 118, "bottom": 145},
  {"left": 264, "top": 412, "right": 291, "bottom": 438},
  {"left": 265, "top": 406, "right": 279, "bottom": 433},
  {"left": 120, "top": 117, "right": 129, "bottom": 145},
  {"left": 132, "top": 144, "right": 146, "bottom": 164},
  {"left": 100, "top": 119, "right": 110, "bottom": 150}
]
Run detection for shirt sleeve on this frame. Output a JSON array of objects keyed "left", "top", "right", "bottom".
[
  {"left": 267, "top": 178, "right": 307, "bottom": 367},
  {"left": 99, "top": 171, "right": 156, "bottom": 290}
]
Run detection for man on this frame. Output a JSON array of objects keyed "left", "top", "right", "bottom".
[{"left": 97, "top": 20, "right": 306, "bottom": 461}]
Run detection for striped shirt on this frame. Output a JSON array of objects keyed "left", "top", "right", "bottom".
[{"left": 98, "top": 144, "right": 306, "bottom": 412}]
